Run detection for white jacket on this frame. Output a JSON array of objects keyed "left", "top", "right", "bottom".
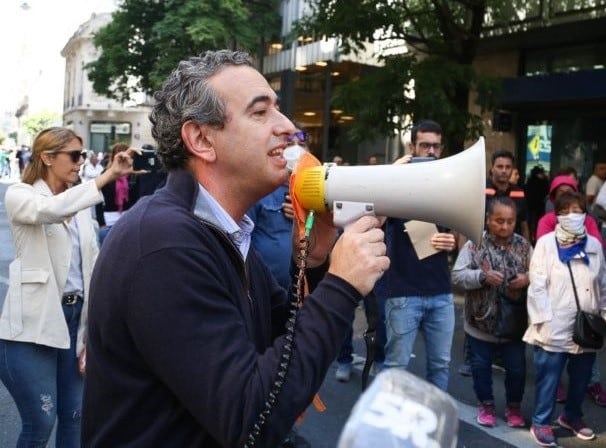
[
  {"left": 0, "top": 179, "right": 103, "bottom": 354},
  {"left": 523, "top": 231, "right": 606, "bottom": 353}
]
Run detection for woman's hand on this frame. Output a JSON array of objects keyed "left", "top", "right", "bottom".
[
  {"left": 109, "top": 147, "right": 143, "bottom": 177},
  {"left": 507, "top": 272, "right": 529, "bottom": 290},
  {"left": 95, "top": 147, "right": 143, "bottom": 190},
  {"left": 484, "top": 269, "right": 505, "bottom": 287},
  {"left": 282, "top": 194, "right": 295, "bottom": 220}
]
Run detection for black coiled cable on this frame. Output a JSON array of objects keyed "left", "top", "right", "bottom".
[{"left": 243, "top": 233, "right": 310, "bottom": 448}]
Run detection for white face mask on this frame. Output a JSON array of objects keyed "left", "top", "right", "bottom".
[
  {"left": 557, "top": 212, "right": 586, "bottom": 234},
  {"left": 284, "top": 144, "right": 305, "bottom": 172}
]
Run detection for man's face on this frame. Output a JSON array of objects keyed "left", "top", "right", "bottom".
[
  {"left": 409, "top": 131, "right": 442, "bottom": 159},
  {"left": 206, "top": 65, "right": 296, "bottom": 197},
  {"left": 491, "top": 156, "right": 513, "bottom": 184}
]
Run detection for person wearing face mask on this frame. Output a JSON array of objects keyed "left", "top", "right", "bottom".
[
  {"left": 524, "top": 191, "right": 606, "bottom": 447},
  {"left": 536, "top": 175, "right": 606, "bottom": 407},
  {"left": 536, "top": 175, "right": 603, "bottom": 245}
]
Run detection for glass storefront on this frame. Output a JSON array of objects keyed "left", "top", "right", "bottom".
[
  {"left": 519, "top": 110, "right": 606, "bottom": 187},
  {"left": 89, "top": 122, "right": 132, "bottom": 154}
]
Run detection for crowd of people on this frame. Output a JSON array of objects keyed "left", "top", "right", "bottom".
[
  {"left": 0, "top": 49, "right": 605, "bottom": 448},
  {"left": 0, "top": 146, "right": 33, "bottom": 180}
]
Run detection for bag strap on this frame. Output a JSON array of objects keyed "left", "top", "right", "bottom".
[{"left": 566, "top": 261, "right": 582, "bottom": 311}]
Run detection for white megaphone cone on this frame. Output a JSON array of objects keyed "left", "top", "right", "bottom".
[{"left": 292, "top": 137, "right": 486, "bottom": 244}]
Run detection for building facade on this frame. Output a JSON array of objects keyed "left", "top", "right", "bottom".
[
  {"left": 471, "top": 0, "right": 606, "bottom": 184},
  {"left": 266, "top": 0, "right": 606, "bottom": 176},
  {"left": 61, "top": 13, "right": 154, "bottom": 154},
  {"left": 261, "top": 0, "right": 400, "bottom": 165}
]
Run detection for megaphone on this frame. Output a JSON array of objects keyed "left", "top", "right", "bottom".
[{"left": 292, "top": 137, "right": 486, "bottom": 244}]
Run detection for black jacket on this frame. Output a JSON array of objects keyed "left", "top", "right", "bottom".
[{"left": 83, "top": 169, "right": 360, "bottom": 447}]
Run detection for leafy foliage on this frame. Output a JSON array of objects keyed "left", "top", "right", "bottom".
[
  {"left": 87, "top": 0, "right": 281, "bottom": 102},
  {"left": 22, "top": 111, "right": 62, "bottom": 138},
  {"left": 297, "top": 0, "right": 520, "bottom": 152}
]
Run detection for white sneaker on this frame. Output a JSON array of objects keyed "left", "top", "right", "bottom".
[{"left": 335, "top": 363, "right": 353, "bottom": 382}]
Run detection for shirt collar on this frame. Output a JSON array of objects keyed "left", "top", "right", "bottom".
[{"left": 194, "top": 184, "right": 254, "bottom": 259}]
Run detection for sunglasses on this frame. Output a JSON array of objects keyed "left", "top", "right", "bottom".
[
  {"left": 53, "top": 149, "right": 88, "bottom": 163},
  {"left": 286, "top": 131, "right": 307, "bottom": 145}
]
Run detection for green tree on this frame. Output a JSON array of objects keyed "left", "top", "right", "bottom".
[
  {"left": 21, "top": 111, "right": 62, "bottom": 138},
  {"left": 0, "top": 130, "right": 6, "bottom": 146},
  {"left": 296, "top": 0, "right": 526, "bottom": 153},
  {"left": 87, "top": 0, "right": 281, "bottom": 102}
]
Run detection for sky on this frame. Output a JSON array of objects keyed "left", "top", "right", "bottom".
[{"left": 0, "top": 0, "right": 118, "bottom": 119}]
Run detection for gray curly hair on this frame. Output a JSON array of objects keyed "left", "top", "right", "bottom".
[{"left": 149, "top": 50, "right": 254, "bottom": 170}]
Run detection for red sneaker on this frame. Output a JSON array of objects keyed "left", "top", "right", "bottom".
[
  {"left": 505, "top": 405, "right": 525, "bottom": 428},
  {"left": 557, "top": 414, "right": 595, "bottom": 440},
  {"left": 477, "top": 403, "right": 496, "bottom": 427}
]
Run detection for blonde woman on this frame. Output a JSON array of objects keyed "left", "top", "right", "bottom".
[{"left": 0, "top": 127, "right": 137, "bottom": 447}]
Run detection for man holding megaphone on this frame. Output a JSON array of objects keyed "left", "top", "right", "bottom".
[
  {"left": 82, "top": 50, "right": 392, "bottom": 448},
  {"left": 375, "top": 119, "right": 457, "bottom": 392}
]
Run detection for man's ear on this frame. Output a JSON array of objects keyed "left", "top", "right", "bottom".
[{"left": 181, "top": 121, "right": 216, "bottom": 162}]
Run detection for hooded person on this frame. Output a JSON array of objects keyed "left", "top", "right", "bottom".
[{"left": 536, "top": 175, "right": 603, "bottom": 245}]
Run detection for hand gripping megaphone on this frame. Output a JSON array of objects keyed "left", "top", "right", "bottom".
[{"left": 291, "top": 137, "right": 486, "bottom": 244}]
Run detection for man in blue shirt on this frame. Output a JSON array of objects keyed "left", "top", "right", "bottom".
[
  {"left": 374, "top": 119, "right": 456, "bottom": 391},
  {"left": 247, "top": 183, "right": 293, "bottom": 291}
]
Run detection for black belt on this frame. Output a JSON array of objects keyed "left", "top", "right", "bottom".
[{"left": 62, "top": 294, "right": 83, "bottom": 305}]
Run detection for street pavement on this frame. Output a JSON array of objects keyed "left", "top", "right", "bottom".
[
  {"left": 297, "top": 299, "right": 606, "bottom": 448},
  {"left": 0, "top": 179, "right": 605, "bottom": 448}
]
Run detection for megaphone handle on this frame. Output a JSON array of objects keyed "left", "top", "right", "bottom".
[{"left": 332, "top": 201, "right": 376, "bottom": 228}]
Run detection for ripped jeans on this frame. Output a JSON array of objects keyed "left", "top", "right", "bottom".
[{"left": 0, "top": 300, "right": 83, "bottom": 448}]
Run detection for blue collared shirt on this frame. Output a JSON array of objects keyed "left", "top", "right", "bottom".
[
  {"left": 246, "top": 184, "right": 293, "bottom": 291},
  {"left": 196, "top": 185, "right": 254, "bottom": 260}
]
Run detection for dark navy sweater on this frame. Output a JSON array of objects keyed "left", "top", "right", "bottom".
[{"left": 83, "top": 170, "right": 361, "bottom": 447}]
